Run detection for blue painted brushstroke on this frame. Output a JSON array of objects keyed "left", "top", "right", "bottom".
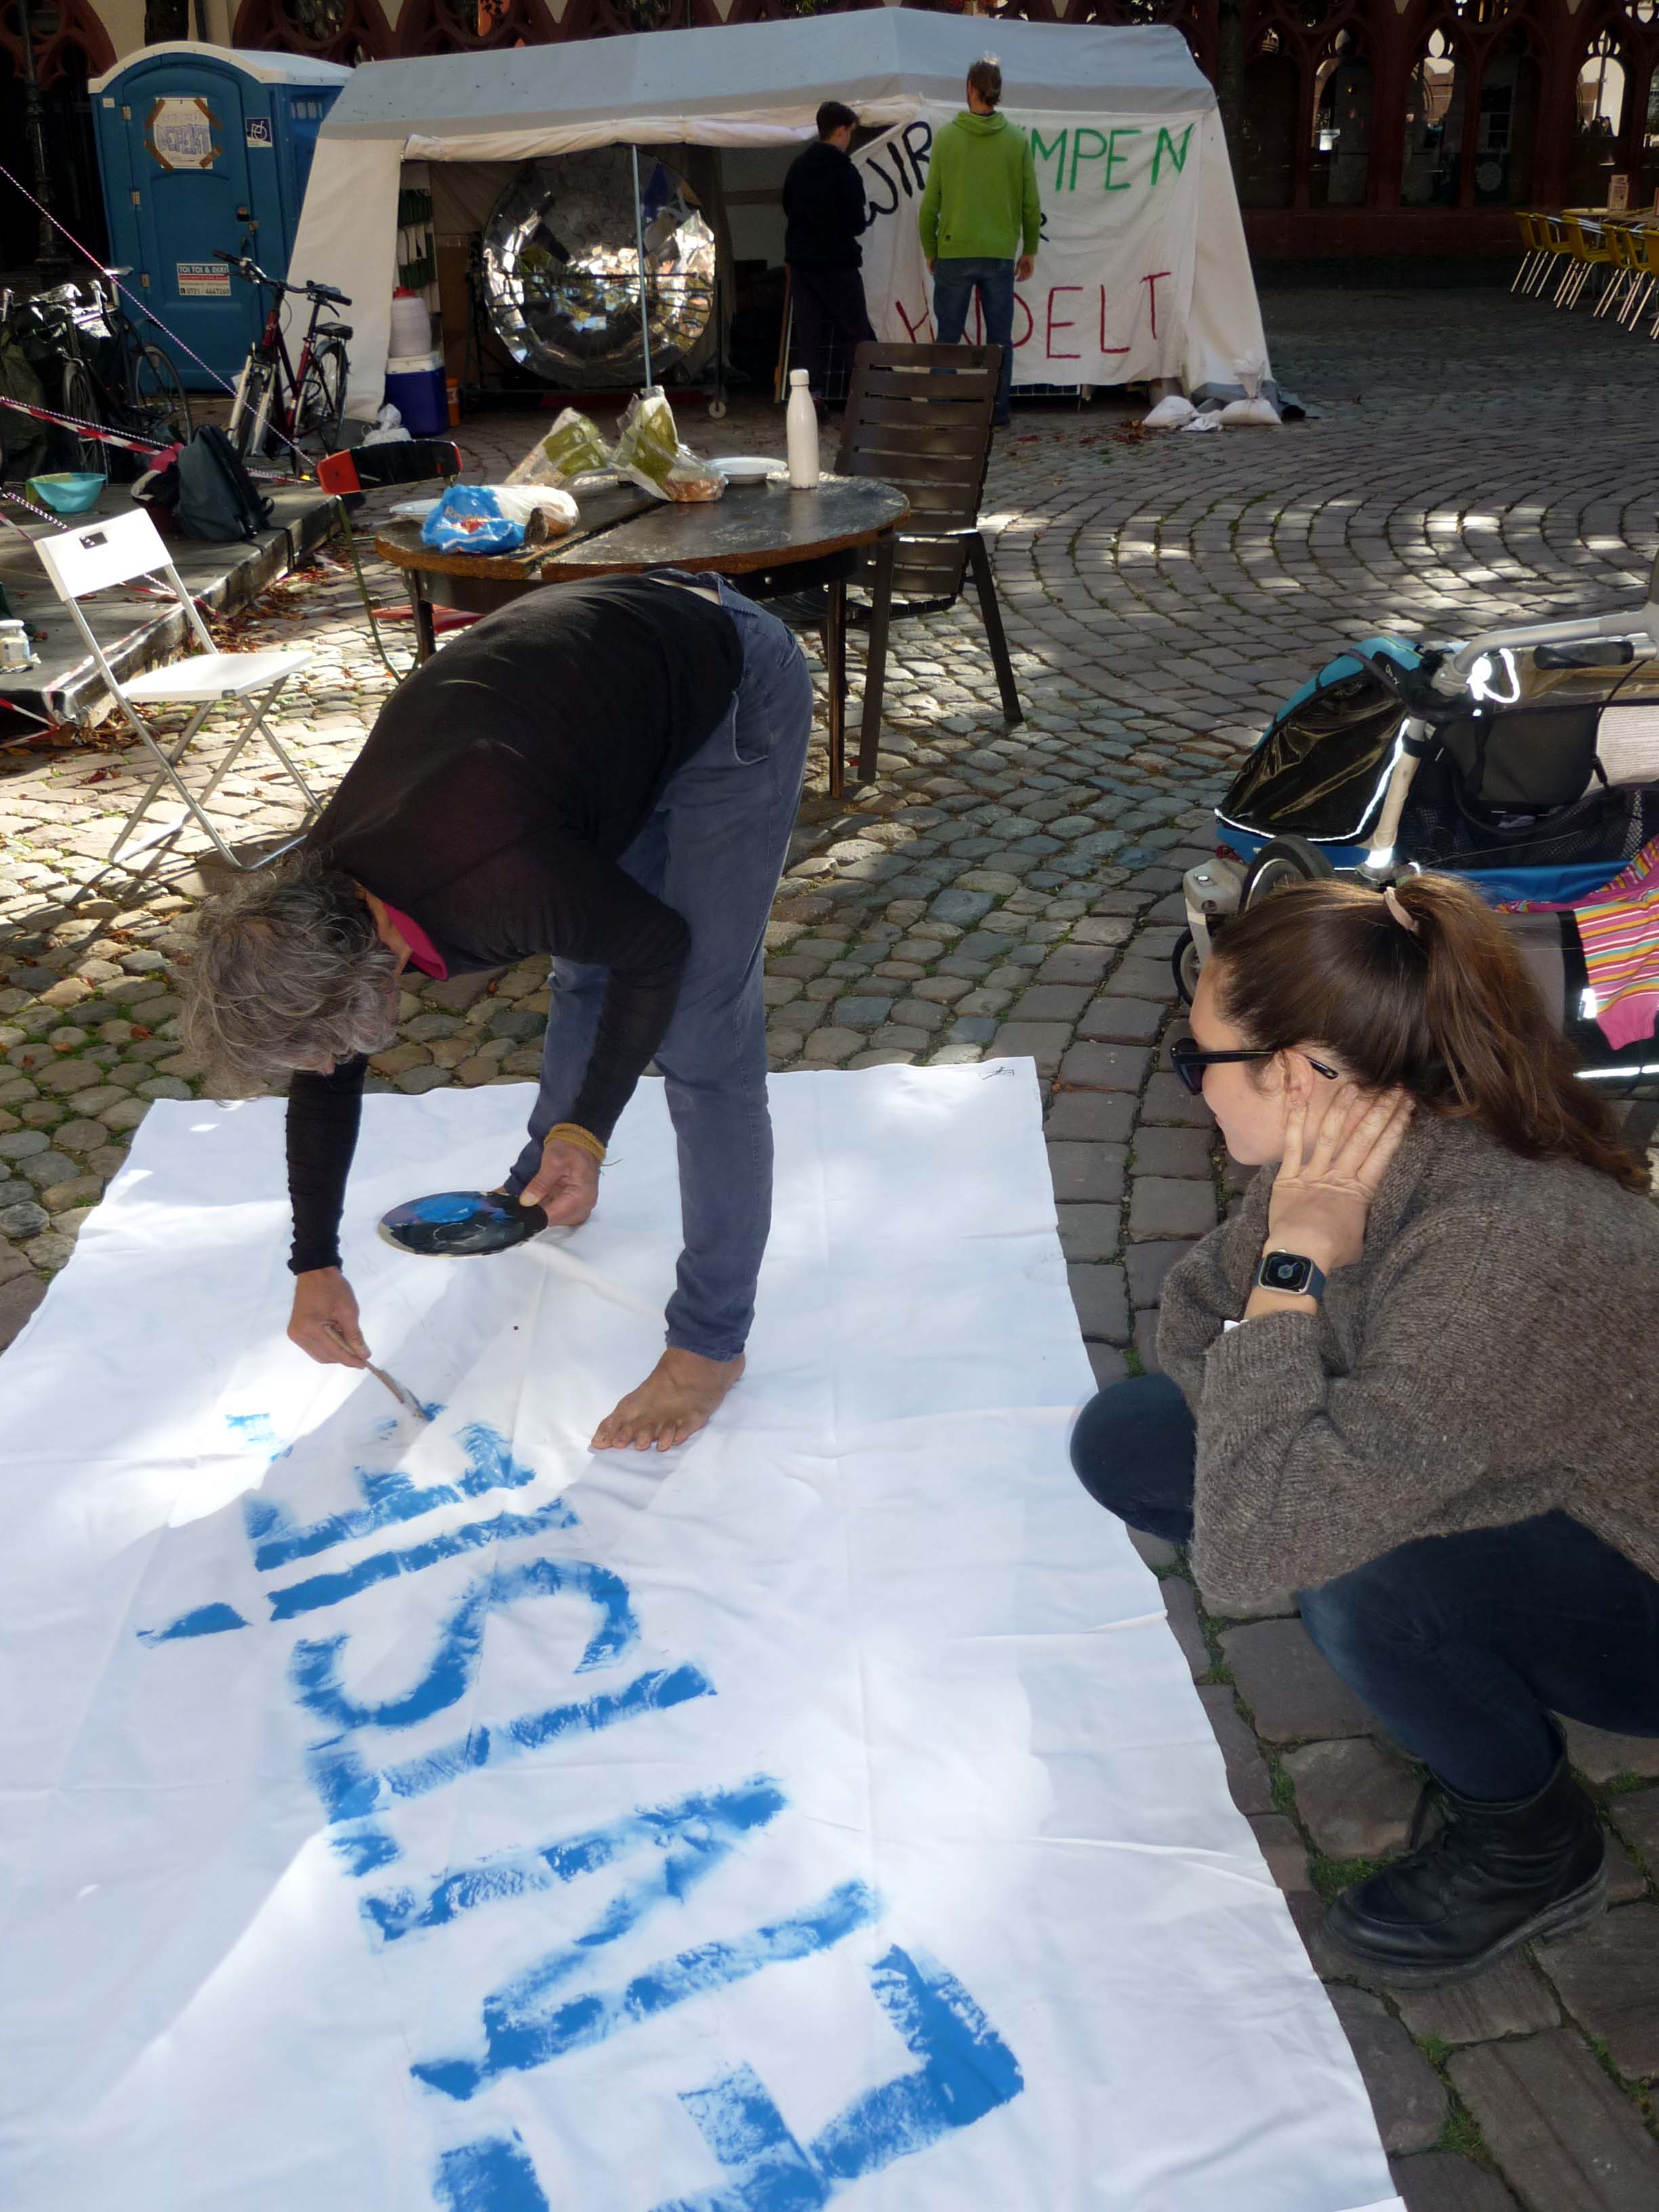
[
  {"left": 246, "top": 1422, "right": 550, "bottom": 1572},
  {"left": 138, "top": 1601, "right": 249, "bottom": 1644},
  {"left": 291, "top": 1555, "right": 638, "bottom": 1731},
  {"left": 414, "top": 1878, "right": 880, "bottom": 2102},
  {"left": 434, "top": 2132, "right": 551, "bottom": 2212},
  {"left": 333, "top": 1822, "right": 403, "bottom": 1877},
  {"left": 266, "top": 1494, "right": 578, "bottom": 1622},
  {"left": 649, "top": 1947, "right": 1023, "bottom": 2212},
  {"left": 306, "top": 1662, "right": 715, "bottom": 1828},
  {"left": 226, "top": 1413, "right": 279, "bottom": 1449},
  {"left": 365, "top": 1775, "right": 786, "bottom": 1944},
  {"left": 812, "top": 1945, "right": 1024, "bottom": 2181}
]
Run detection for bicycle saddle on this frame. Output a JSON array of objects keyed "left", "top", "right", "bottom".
[{"left": 104, "top": 264, "right": 134, "bottom": 279}]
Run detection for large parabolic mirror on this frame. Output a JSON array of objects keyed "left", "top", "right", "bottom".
[{"left": 483, "top": 151, "right": 717, "bottom": 388}]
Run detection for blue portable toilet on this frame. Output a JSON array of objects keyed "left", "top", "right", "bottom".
[{"left": 89, "top": 43, "right": 351, "bottom": 389}]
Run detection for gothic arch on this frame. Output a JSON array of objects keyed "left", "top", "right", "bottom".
[
  {"left": 0, "top": 0, "right": 112, "bottom": 85},
  {"left": 230, "top": 0, "right": 391, "bottom": 62}
]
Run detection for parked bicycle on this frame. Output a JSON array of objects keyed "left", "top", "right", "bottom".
[
  {"left": 1, "top": 268, "right": 193, "bottom": 478},
  {"left": 219, "top": 251, "right": 352, "bottom": 462}
]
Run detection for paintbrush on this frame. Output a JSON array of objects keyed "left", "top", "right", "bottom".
[{"left": 325, "top": 1324, "right": 433, "bottom": 1422}]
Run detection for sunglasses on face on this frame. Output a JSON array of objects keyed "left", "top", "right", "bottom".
[{"left": 1168, "top": 1038, "right": 1341, "bottom": 1098}]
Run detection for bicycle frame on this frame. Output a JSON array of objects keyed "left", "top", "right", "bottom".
[
  {"left": 225, "top": 254, "right": 348, "bottom": 459},
  {"left": 1357, "top": 551, "right": 1659, "bottom": 883}
]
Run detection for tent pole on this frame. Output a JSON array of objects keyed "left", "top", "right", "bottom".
[{"left": 632, "top": 144, "right": 654, "bottom": 391}]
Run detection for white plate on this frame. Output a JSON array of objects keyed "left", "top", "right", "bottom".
[{"left": 711, "top": 455, "right": 785, "bottom": 484}]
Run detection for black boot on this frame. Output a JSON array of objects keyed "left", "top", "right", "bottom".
[{"left": 1322, "top": 1753, "right": 1606, "bottom": 1986}]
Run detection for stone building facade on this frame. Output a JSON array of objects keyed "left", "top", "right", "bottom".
[{"left": 3, "top": 0, "right": 1652, "bottom": 266}]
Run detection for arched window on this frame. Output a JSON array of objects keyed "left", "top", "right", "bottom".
[
  {"left": 1472, "top": 25, "right": 1540, "bottom": 205},
  {"left": 0, "top": 0, "right": 114, "bottom": 264},
  {"left": 1401, "top": 26, "right": 1467, "bottom": 207},
  {"left": 1241, "top": 32, "right": 1302, "bottom": 209},
  {"left": 1568, "top": 30, "right": 1626, "bottom": 205},
  {"left": 390, "top": 0, "right": 554, "bottom": 55},
  {"left": 230, "top": 0, "right": 390, "bottom": 62},
  {"left": 1310, "top": 28, "right": 1372, "bottom": 209}
]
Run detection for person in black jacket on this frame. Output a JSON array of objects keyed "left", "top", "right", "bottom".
[
  {"left": 182, "top": 573, "right": 813, "bottom": 1456},
  {"left": 783, "top": 100, "right": 875, "bottom": 401}
]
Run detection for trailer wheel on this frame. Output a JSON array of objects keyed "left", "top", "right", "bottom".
[
  {"left": 1242, "top": 835, "right": 1336, "bottom": 908},
  {"left": 1171, "top": 929, "right": 1203, "bottom": 1006},
  {"left": 708, "top": 398, "right": 728, "bottom": 421}
]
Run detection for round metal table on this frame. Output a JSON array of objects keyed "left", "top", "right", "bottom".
[{"left": 375, "top": 473, "right": 909, "bottom": 794}]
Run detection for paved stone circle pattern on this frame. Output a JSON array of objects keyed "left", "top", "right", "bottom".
[{"left": 3, "top": 285, "right": 1659, "bottom": 2211}]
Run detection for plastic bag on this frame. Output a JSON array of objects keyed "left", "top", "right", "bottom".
[
  {"left": 1217, "top": 396, "right": 1282, "bottom": 428},
  {"left": 1232, "top": 349, "right": 1268, "bottom": 402},
  {"left": 492, "top": 485, "right": 579, "bottom": 531},
  {"left": 363, "top": 403, "right": 411, "bottom": 448},
  {"left": 1143, "top": 394, "right": 1195, "bottom": 430},
  {"left": 420, "top": 485, "right": 528, "bottom": 555},
  {"left": 1179, "top": 412, "right": 1223, "bottom": 434},
  {"left": 506, "top": 407, "right": 613, "bottom": 487},
  {"left": 613, "top": 387, "right": 724, "bottom": 503}
]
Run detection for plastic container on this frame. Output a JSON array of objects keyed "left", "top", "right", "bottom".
[
  {"left": 390, "top": 287, "right": 432, "bottom": 358},
  {"left": 382, "top": 352, "right": 447, "bottom": 437},
  {"left": 28, "top": 472, "right": 106, "bottom": 516},
  {"left": 785, "top": 367, "right": 819, "bottom": 490}
]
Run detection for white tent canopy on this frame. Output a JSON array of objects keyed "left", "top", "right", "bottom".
[{"left": 289, "top": 14, "right": 1270, "bottom": 419}]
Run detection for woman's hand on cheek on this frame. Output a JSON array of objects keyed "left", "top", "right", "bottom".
[{"left": 1265, "top": 1080, "right": 1415, "bottom": 1273}]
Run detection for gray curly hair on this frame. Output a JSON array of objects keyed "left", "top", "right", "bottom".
[{"left": 182, "top": 851, "right": 402, "bottom": 1093}]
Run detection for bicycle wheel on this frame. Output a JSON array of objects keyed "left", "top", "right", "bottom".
[
  {"left": 133, "top": 341, "right": 192, "bottom": 447},
  {"left": 60, "top": 359, "right": 104, "bottom": 473},
  {"left": 229, "top": 356, "right": 275, "bottom": 460},
  {"left": 294, "top": 339, "right": 347, "bottom": 455}
]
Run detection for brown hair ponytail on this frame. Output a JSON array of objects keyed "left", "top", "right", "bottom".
[{"left": 1210, "top": 872, "right": 1647, "bottom": 1194}]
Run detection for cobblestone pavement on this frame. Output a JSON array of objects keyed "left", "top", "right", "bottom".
[{"left": 5, "top": 285, "right": 1659, "bottom": 2209}]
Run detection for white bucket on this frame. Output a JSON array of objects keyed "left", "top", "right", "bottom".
[{"left": 390, "top": 290, "right": 431, "bottom": 357}]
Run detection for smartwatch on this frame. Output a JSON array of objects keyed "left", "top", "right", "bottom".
[{"left": 1255, "top": 1250, "right": 1328, "bottom": 1300}]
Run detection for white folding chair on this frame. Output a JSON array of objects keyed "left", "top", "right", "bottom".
[{"left": 33, "top": 507, "right": 320, "bottom": 874}]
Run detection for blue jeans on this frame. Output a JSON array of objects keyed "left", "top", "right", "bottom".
[
  {"left": 932, "top": 257, "right": 1017, "bottom": 426},
  {"left": 506, "top": 577, "right": 813, "bottom": 1362},
  {"left": 1070, "top": 1372, "right": 1659, "bottom": 1801}
]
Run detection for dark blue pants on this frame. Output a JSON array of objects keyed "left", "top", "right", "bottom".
[
  {"left": 506, "top": 579, "right": 812, "bottom": 1364},
  {"left": 932, "top": 257, "right": 1017, "bottom": 426},
  {"left": 1070, "top": 1373, "right": 1659, "bottom": 1801}
]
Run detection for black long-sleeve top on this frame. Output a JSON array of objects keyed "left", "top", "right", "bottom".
[
  {"left": 783, "top": 139, "right": 872, "bottom": 269},
  {"left": 285, "top": 576, "right": 741, "bottom": 1275}
]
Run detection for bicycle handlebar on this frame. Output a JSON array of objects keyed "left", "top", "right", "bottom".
[{"left": 210, "top": 248, "right": 350, "bottom": 306}]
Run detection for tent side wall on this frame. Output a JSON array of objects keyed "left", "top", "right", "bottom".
[
  {"left": 290, "top": 138, "right": 406, "bottom": 422},
  {"left": 1183, "top": 111, "right": 1271, "bottom": 398}
]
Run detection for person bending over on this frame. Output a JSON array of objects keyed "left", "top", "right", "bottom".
[
  {"left": 1071, "top": 872, "right": 1659, "bottom": 1984},
  {"left": 184, "top": 571, "right": 813, "bottom": 1453}
]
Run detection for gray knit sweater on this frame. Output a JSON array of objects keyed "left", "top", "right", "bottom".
[{"left": 1156, "top": 1114, "right": 1659, "bottom": 1610}]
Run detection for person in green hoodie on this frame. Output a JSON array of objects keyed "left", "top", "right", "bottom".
[{"left": 917, "top": 56, "right": 1040, "bottom": 428}]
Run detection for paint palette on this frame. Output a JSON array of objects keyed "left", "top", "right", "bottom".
[{"left": 378, "top": 1189, "right": 545, "bottom": 1258}]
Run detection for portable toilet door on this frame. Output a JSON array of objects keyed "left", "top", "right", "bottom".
[{"left": 90, "top": 44, "right": 349, "bottom": 390}]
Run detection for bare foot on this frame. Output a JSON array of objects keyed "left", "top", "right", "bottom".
[{"left": 591, "top": 1349, "right": 744, "bottom": 1453}]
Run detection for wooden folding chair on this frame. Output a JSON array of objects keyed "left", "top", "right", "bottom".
[
  {"left": 807, "top": 340, "right": 1020, "bottom": 792},
  {"left": 33, "top": 508, "right": 317, "bottom": 876}
]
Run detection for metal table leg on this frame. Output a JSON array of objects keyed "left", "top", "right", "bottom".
[
  {"left": 857, "top": 531, "right": 896, "bottom": 785},
  {"left": 825, "top": 576, "right": 847, "bottom": 800}
]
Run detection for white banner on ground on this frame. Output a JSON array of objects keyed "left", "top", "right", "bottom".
[
  {"left": 855, "top": 109, "right": 1204, "bottom": 386},
  {"left": 0, "top": 1069, "right": 1401, "bottom": 2212}
]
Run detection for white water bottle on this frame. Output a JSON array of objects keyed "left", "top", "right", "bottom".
[{"left": 786, "top": 368, "right": 819, "bottom": 490}]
